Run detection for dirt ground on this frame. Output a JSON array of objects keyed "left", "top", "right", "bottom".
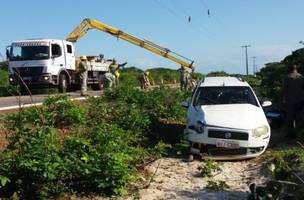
[
  {"left": 132, "top": 127, "right": 296, "bottom": 200},
  {"left": 135, "top": 156, "right": 268, "bottom": 200}
]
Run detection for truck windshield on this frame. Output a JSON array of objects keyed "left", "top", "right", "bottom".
[
  {"left": 193, "top": 86, "right": 258, "bottom": 106},
  {"left": 10, "top": 46, "right": 49, "bottom": 61}
]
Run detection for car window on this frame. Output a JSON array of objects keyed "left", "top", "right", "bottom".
[{"left": 193, "top": 86, "right": 258, "bottom": 106}]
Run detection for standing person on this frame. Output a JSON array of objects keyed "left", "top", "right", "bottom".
[
  {"left": 79, "top": 55, "right": 89, "bottom": 96},
  {"left": 109, "top": 59, "right": 127, "bottom": 86},
  {"left": 138, "top": 71, "right": 150, "bottom": 89},
  {"left": 178, "top": 66, "right": 191, "bottom": 90},
  {"left": 281, "top": 64, "right": 304, "bottom": 138}
]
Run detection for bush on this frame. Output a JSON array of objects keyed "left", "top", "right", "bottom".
[
  {"left": 197, "top": 159, "right": 222, "bottom": 177},
  {"left": 6, "top": 94, "right": 85, "bottom": 129},
  {"left": 248, "top": 148, "right": 304, "bottom": 200},
  {"left": 0, "top": 85, "right": 191, "bottom": 198},
  {"left": 0, "top": 127, "right": 66, "bottom": 199}
]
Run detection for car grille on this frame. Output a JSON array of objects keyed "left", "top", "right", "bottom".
[
  {"left": 208, "top": 129, "right": 248, "bottom": 140},
  {"left": 208, "top": 148, "right": 247, "bottom": 156},
  {"left": 13, "top": 67, "right": 44, "bottom": 76}
]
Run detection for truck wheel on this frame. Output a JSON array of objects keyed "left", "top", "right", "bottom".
[{"left": 58, "top": 73, "right": 68, "bottom": 93}]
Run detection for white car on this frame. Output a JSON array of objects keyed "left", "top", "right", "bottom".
[{"left": 183, "top": 76, "right": 272, "bottom": 160}]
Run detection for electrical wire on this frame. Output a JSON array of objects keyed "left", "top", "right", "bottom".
[
  {"left": 171, "top": 0, "right": 213, "bottom": 33},
  {"left": 198, "top": 0, "right": 226, "bottom": 28},
  {"left": 152, "top": 0, "right": 214, "bottom": 39}
]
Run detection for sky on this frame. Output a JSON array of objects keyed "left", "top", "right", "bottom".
[{"left": 0, "top": 0, "right": 304, "bottom": 74}]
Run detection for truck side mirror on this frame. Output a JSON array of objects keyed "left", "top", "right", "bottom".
[{"left": 6, "top": 46, "right": 10, "bottom": 60}]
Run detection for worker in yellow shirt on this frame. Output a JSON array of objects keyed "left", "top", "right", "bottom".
[{"left": 109, "top": 59, "right": 127, "bottom": 87}]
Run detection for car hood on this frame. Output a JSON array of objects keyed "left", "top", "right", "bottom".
[{"left": 195, "top": 104, "right": 268, "bottom": 130}]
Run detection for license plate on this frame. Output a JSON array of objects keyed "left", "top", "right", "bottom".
[
  {"left": 216, "top": 140, "right": 240, "bottom": 149},
  {"left": 22, "top": 77, "right": 32, "bottom": 81}
]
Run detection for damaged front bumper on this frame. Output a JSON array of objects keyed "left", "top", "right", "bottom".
[{"left": 184, "top": 127, "right": 270, "bottom": 160}]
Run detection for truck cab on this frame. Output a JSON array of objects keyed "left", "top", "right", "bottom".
[{"left": 7, "top": 39, "right": 75, "bottom": 88}]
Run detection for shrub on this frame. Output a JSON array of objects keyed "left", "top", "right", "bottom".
[
  {"left": 0, "top": 85, "right": 191, "bottom": 198},
  {"left": 6, "top": 94, "right": 85, "bottom": 129},
  {"left": 248, "top": 148, "right": 304, "bottom": 200},
  {"left": 197, "top": 159, "right": 222, "bottom": 177},
  {"left": 0, "top": 127, "right": 66, "bottom": 199},
  {"left": 206, "top": 180, "right": 229, "bottom": 191}
]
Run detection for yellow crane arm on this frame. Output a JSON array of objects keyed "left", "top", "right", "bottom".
[{"left": 66, "top": 18, "right": 194, "bottom": 70}]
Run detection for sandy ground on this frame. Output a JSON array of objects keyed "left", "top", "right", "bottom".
[
  {"left": 136, "top": 157, "right": 268, "bottom": 200},
  {"left": 134, "top": 128, "right": 292, "bottom": 200}
]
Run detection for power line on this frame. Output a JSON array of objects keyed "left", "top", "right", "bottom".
[
  {"left": 152, "top": 0, "right": 214, "bottom": 39},
  {"left": 198, "top": 0, "right": 226, "bottom": 28},
  {"left": 172, "top": 0, "right": 213, "bottom": 33}
]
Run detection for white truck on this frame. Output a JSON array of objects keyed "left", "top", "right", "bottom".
[
  {"left": 6, "top": 39, "right": 111, "bottom": 92},
  {"left": 6, "top": 18, "right": 195, "bottom": 93}
]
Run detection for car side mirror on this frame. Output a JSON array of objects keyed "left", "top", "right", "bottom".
[
  {"left": 262, "top": 101, "right": 272, "bottom": 107},
  {"left": 181, "top": 101, "right": 190, "bottom": 108}
]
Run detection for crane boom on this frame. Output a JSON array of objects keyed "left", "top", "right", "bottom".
[{"left": 66, "top": 18, "right": 194, "bottom": 70}]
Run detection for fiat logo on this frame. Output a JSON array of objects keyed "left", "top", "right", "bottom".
[{"left": 225, "top": 132, "right": 232, "bottom": 139}]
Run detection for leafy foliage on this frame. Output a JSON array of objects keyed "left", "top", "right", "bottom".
[
  {"left": 206, "top": 71, "right": 229, "bottom": 77},
  {"left": 257, "top": 48, "right": 304, "bottom": 102},
  {"left": 248, "top": 148, "right": 304, "bottom": 200},
  {"left": 206, "top": 180, "right": 230, "bottom": 191},
  {"left": 197, "top": 159, "right": 222, "bottom": 178},
  {"left": 120, "top": 67, "right": 203, "bottom": 87},
  {"left": 6, "top": 94, "right": 85, "bottom": 129},
  {"left": 0, "top": 85, "right": 190, "bottom": 199}
]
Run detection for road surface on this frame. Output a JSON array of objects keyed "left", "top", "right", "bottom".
[{"left": 0, "top": 90, "right": 103, "bottom": 111}]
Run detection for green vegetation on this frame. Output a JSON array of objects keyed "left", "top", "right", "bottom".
[
  {"left": 120, "top": 66, "right": 203, "bottom": 87},
  {"left": 0, "top": 62, "right": 18, "bottom": 96},
  {"left": 197, "top": 159, "right": 222, "bottom": 178},
  {"left": 0, "top": 65, "right": 203, "bottom": 96},
  {"left": 258, "top": 48, "right": 304, "bottom": 102},
  {"left": 0, "top": 85, "right": 190, "bottom": 199},
  {"left": 248, "top": 148, "right": 304, "bottom": 200},
  {"left": 206, "top": 180, "right": 230, "bottom": 191}
]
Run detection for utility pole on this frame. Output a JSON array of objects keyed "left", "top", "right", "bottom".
[
  {"left": 242, "top": 45, "right": 250, "bottom": 75},
  {"left": 252, "top": 56, "right": 256, "bottom": 75}
]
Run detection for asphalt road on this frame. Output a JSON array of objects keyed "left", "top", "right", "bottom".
[
  {"left": 0, "top": 90, "right": 103, "bottom": 111},
  {"left": 0, "top": 84, "right": 178, "bottom": 112}
]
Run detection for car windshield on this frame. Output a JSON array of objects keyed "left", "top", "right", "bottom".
[
  {"left": 193, "top": 86, "right": 258, "bottom": 106},
  {"left": 10, "top": 45, "right": 49, "bottom": 61}
]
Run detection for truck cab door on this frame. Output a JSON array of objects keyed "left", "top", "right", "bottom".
[
  {"left": 51, "top": 43, "right": 65, "bottom": 74},
  {"left": 65, "top": 43, "right": 75, "bottom": 70}
]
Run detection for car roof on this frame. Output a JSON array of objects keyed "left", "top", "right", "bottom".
[{"left": 199, "top": 76, "right": 250, "bottom": 87}]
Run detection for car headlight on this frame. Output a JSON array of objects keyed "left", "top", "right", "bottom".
[
  {"left": 252, "top": 125, "right": 269, "bottom": 138},
  {"left": 195, "top": 121, "right": 205, "bottom": 134}
]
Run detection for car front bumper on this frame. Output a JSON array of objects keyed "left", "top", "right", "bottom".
[
  {"left": 9, "top": 73, "right": 57, "bottom": 85},
  {"left": 184, "top": 127, "right": 270, "bottom": 160}
]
